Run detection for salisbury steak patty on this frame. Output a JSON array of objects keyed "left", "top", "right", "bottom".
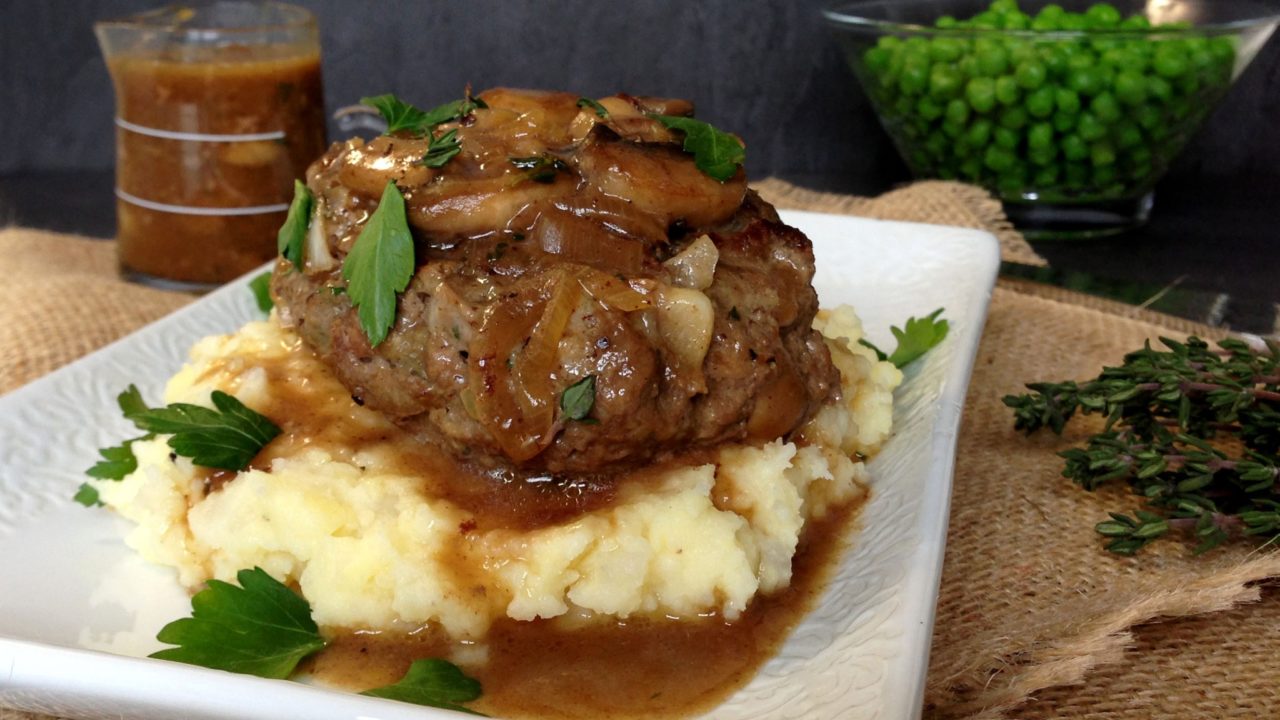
[{"left": 272, "top": 88, "right": 840, "bottom": 474}]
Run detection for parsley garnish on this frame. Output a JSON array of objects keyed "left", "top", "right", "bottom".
[
  {"left": 73, "top": 483, "right": 102, "bottom": 507},
  {"left": 560, "top": 375, "right": 597, "bottom": 422},
  {"left": 649, "top": 115, "right": 745, "bottom": 182},
  {"left": 360, "top": 93, "right": 486, "bottom": 136},
  {"left": 422, "top": 128, "right": 462, "bottom": 168},
  {"left": 150, "top": 567, "right": 326, "bottom": 679},
  {"left": 249, "top": 271, "right": 273, "bottom": 313},
  {"left": 342, "top": 181, "right": 415, "bottom": 347},
  {"left": 577, "top": 97, "right": 609, "bottom": 118},
  {"left": 859, "top": 308, "right": 949, "bottom": 368},
  {"left": 361, "top": 658, "right": 486, "bottom": 715},
  {"left": 86, "top": 437, "right": 146, "bottom": 480},
  {"left": 126, "top": 390, "right": 281, "bottom": 471},
  {"left": 277, "top": 180, "right": 312, "bottom": 270}
]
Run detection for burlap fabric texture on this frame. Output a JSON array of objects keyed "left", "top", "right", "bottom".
[{"left": 2, "top": 179, "right": 1277, "bottom": 720}]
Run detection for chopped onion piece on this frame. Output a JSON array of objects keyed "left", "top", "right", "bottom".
[{"left": 663, "top": 234, "right": 718, "bottom": 290}]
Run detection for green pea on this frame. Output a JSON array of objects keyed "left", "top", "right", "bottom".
[
  {"left": 1126, "top": 145, "right": 1153, "bottom": 170},
  {"left": 930, "top": 38, "right": 965, "bottom": 63},
  {"left": 1029, "top": 147, "right": 1058, "bottom": 167},
  {"left": 995, "top": 76, "right": 1021, "bottom": 105},
  {"left": 1069, "top": 67, "right": 1104, "bottom": 96},
  {"left": 905, "top": 37, "right": 929, "bottom": 54},
  {"left": 1085, "top": 3, "right": 1122, "bottom": 28},
  {"left": 865, "top": 47, "right": 893, "bottom": 74},
  {"left": 1090, "top": 140, "right": 1117, "bottom": 166},
  {"left": 1038, "top": 4, "right": 1066, "bottom": 20},
  {"left": 917, "top": 96, "right": 945, "bottom": 121},
  {"left": 1147, "top": 76, "right": 1173, "bottom": 103},
  {"left": 1060, "top": 13, "right": 1088, "bottom": 31},
  {"left": 1027, "top": 121, "right": 1055, "bottom": 152},
  {"left": 1002, "top": 11, "right": 1031, "bottom": 30},
  {"left": 1052, "top": 110, "right": 1077, "bottom": 132},
  {"left": 989, "top": 0, "right": 1018, "bottom": 14},
  {"left": 1209, "top": 37, "right": 1237, "bottom": 65},
  {"left": 1135, "top": 104, "right": 1162, "bottom": 130},
  {"left": 977, "top": 44, "right": 1010, "bottom": 77},
  {"left": 1055, "top": 87, "right": 1081, "bottom": 114},
  {"left": 958, "top": 55, "right": 981, "bottom": 79},
  {"left": 1119, "top": 14, "right": 1151, "bottom": 30},
  {"left": 966, "top": 77, "right": 998, "bottom": 113},
  {"left": 983, "top": 145, "right": 1016, "bottom": 172},
  {"left": 1093, "top": 165, "right": 1118, "bottom": 186},
  {"left": 899, "top": 58, "right": 930, "bottom": 95},
  {"left": 1112, "top": 121, "right": 1143, "bottom": 150},
  {"left": 1061, "top": 133, "right": 1089, "bottom": 161},
  {"left": 1000, "top": 106, "right": 1029, "bottom": 129},
  {"left": 1026, "top": 86, "right": 1056, "bottom": 118},
  {"left": 1113, "top": 72, "right": 1148, "bottom": 105},
  {"left": 1091, "top": 92, "right": 1122, "bottom": 123},
  {"left": 1033, "top": 165, "right": 1061, "bottom": 186},
  {"left": 944, "top": 98, "right": 970, "bottom": 125},
  {"left": 1030, "top": 14, "right": 1060, "bottom": 31},
  {"left": 942, "top": 118, "right": 967, "bottom": 138},
  {"left": 1178, "top": 73, "right": 1201, "bottom": 97},
  {"left": 1043, "top": 46, "right": 1071, "bottom": 77},
  {"left": 1077, "top": 111, "right": 1107, "bottom": 141},
  {"left": 994, "top": 125, "right": 1021, "bottom": 150},
  {"left": 1066, "top": 51, "right": 1096, "bottom": 71},
  {"left": 893, "top": 96, "right": 914, "bottom": 119},
  {"left": 1153, "top": 46, "right": 1188, "bottom": 78},
  {"left": 1064, "top": 162, "right": 1090, "bottom": 186},
  {"left": 936, "top": 14, "right": 958, "bottom": 28},
  {"left": 966, "top": 118, "right": 994, "bottom": 146},
  {"left": 960, "top": 157, "right": 983, "bottom": 180},
  {"left": 925, "top": 133, "right": 948, "bottom": 158},
  {"left": 1016, "top": 61, "right": 1047, "bottom": 89},
  {"left": 930, "top": 64, "right": 964, "bottom": 98}
]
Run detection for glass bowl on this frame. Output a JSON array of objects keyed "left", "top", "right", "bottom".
[{"left": 823, "top": 0, "right": 1280, "bottom": 239}]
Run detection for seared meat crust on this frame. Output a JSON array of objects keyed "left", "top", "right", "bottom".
[{"left": 273, "top": 89, "right": 839, "bottom": 474}]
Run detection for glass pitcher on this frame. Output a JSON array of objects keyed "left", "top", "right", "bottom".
[{"left": 96, "top": 2, "right": 326, "bottom": 290}]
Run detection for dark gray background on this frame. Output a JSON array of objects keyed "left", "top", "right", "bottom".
[
  {"left": 1, "top": 0, "right": 1277, "bottom": 330},
  {"left": 3, "top": 0, "right": 1278, "bottom": 188}
]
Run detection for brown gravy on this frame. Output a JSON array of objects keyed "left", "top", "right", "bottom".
[
  {"left": 109, "top": 49, "right": 326, "bottom": 284},
  {"left": 238, "top": 345, "right": 703, "bottom": 532},
  {"left": 301, "top": 503, "right": 863, "bottom": 719}
]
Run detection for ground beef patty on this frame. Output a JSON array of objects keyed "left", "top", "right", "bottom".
[{"left": 272, "top": 88, "right": 840, "bottom": 474}]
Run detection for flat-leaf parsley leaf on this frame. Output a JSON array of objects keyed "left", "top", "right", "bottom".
[
  {"left": 126, "top": 391, "right": 280, "bottom": 471},
  {"left": 649, "top": 115, "right": 745, "bottom": 182},
  {"left": 342, "top": 181, "right": 415, "bottom": 347},
  {"left": 361, "top": 93, "right": 485, "bottom": 136},
  {"left": 150, "top": 567, "right": 326, "bottom": 679},
  {"left": 277, "top": 180, "right": 312, "bottom": 270},
  {"left": 361, "top": 658, "right": 486, "bottom": 715},
  {"left": 249, "top": 271, "right": 273, "bottom": 313},
  {"left": 577, "top": 97, "right": 609, "bottom": 118},
  {"left": 422, "top": 128, "right": 462, "bottom": 168},
  {"left": 859, "top": 308, "right": 949, "bottom": 368},
  {"left": 560, "top": 375, "right": 596, "bottom": 422}
]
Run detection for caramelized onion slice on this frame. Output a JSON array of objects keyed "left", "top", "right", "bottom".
[{"left": 468, "top": 267, "right": 583, "bottom": 462}]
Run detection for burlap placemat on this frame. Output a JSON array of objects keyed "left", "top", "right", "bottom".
[{"left": 2, "top": 180, "right": 1275, "bottom": 720}]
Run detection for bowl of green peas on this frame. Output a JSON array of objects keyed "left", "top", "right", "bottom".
[{"left": 823, "top": 0, "right": 1280, "bottom": 238}]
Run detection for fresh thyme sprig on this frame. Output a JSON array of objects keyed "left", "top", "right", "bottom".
[{"left": 1004, "top": 336, "right": 1280, "bottom": 555}]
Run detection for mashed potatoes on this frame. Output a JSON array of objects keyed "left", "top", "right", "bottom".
[{"left": 91, "top": 306, "right": 899, "bottom": 640}]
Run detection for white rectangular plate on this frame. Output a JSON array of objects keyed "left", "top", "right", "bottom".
[{"left": 0, "top": 210, "right": 998, "bottom": 720}]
